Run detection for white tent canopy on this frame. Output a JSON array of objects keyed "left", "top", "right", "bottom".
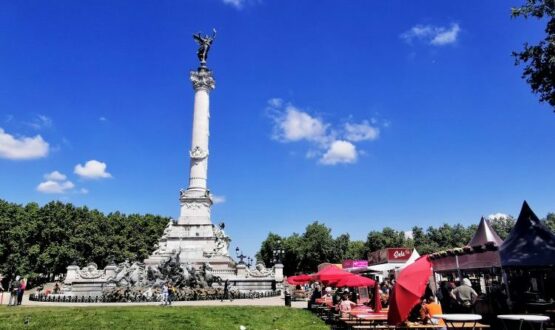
[{"left": 400, "top": 248, "right": 420, "bottom": 269}]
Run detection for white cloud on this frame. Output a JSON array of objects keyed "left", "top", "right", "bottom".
[
  {"left": 44, "top": 171, "right": 67, "bottom": 181},
  {"left": 79, "top": 188, "right": 89, "bottom": 194},
  {"left": 431, "top": 24, "right": 461, "bottom": 45},
  {"left": 267, "top": 99, "right": 387, "bottom": 166},
  {"left": 487, "top": 213, "right": 509, "bottom": 220},
  {"left": 0, "top": 128, "right": 49, "bottom": 160},
  {"left": 222, "top": 0, "right": 244, "bottom": 9},
  {"left": 27, "top": 115, "right": 53, "bottom": 130},
  {"left": 212, "top": 195, "right": 226, "bottom": 204},
  {"left": 319, "top": 140, "right": 358, "bottom": 165},
  {"left": 267, "top": 98, "right": 283, "bottom": 108},
  {"left": 401, "top": 23, "right": 460, "bottom": 46},
  {"left": 99, "top": 117, "right": 107, "bottom": 122},
  {"left": 74, "top": 160, "right": 112, "bottom": 179},
  {"left": 344, "top": 121, "right": 380, "bottom": 142},
  {"left": 273, "top": 106, "right": 328, "bottom": 143},
  {"left": 36, "top": 180, "right": 75, "bottom": 194}
]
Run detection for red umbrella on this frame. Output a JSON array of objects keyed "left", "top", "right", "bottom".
[
  {"left": 336, "top": 275, "right": 376, "bottom": 288},
  {"left": 287, "top": 274, "right": 312, "bottom": 285},
  {"left": 311, "top": 265, "right": 351, "bottom": 284},
  {"left": 374, "top": 282, "right": 382, "bottom": 312},
  {"left": 387, "top": 255, "right": 432, "bottom": 326}
]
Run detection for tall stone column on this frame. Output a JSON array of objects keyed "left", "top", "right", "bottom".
[{"left": 178, "top": 69, "right": 215, "bottom": 226}]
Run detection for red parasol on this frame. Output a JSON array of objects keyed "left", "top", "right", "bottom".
[
  {"left": 387, "top": 255, "right": 432, "bottom": 326},
  {"left": 335, "top": 274, "right": 375, "bottom": 288},
  {"left": 287, "top": 274, "right": 312, "bottom": 285},
  {"left": 374, "top": 282, "right": 382, "bottom": 312},
  {"left": 311, "top": 265, "right": 351, "bottom": 284}
]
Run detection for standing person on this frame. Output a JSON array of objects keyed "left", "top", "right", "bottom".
[
  {"left": 450, "top": 278, "right": 478, "bottom": 313},
  {"left": 8, "top": 276, "right": 20, "bottom": 307},
  {"left": 221, "top": 279, "right": 230, "bottom": 302},
  {"left": 167, "top": 283, "right": 174, "bottom": 306},
  {"left": 17, "top": 277, "right": 26, "bottom": 305},
  {"left": 161, "top": 283, "right": 169, "bottom": 306},
  {"left": 0, "top": 274, "right": 4, "bottom": 305},
  {"left": 53, "top": 283, "right": 60, "bottom": 294}
]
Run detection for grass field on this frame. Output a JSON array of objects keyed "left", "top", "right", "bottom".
[{"left": 0, "top": 305, "right": 328, "bottom": 330}]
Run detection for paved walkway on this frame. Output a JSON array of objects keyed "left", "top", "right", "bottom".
[{"left": 0, "top": 292, "right": 307, "bottom": 309}]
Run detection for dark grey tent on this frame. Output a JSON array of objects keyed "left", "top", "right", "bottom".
[
  {"left": 468, "top": 217, "right": 504, "bottom": 248},
  {"left": 500, "top": 201, "right": 555, "bottom": 267}
]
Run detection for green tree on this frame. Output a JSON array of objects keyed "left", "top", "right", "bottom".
[
  {"left": 297, "top": 222, "right": 336, "bottom": 273},
  {"left": 489, "top": 216, "right": 516, "bottom": 240},
  {"left": 426, "top": 223, "right": 475, "bottom": 250},
  {"left": 282, "top": 234, "right": 303, "bottom": 275},
  {"left": 345, "top": 240, "right": 366, "bottom": 260},
  {"left": 0, "top": 199, "right": 168, "bottom": 283},
  {"left": 411, "top": 226, "right": 439, "bottom": 255},
  {"left": 333, "top": 233, "right": 350, "bottom": 262},
  {"left": 512, "top": 0, "right": 555, "bottom": 108},
  {"left": 255, "top": 232, "right": 283, "bottom": 267},
  {"left": 364, "top": 227, "right": 407, "bottom": 254},
  {"left": 543, "top": 213, "right": 555, "bottom": 232}
]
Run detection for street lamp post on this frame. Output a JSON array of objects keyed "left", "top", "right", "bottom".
[
  {"left": 235, "top": 246, "right": 247, "bottom": 264},
  {"left": 272, "top": 240, "right": 285, "bottom": 265}
]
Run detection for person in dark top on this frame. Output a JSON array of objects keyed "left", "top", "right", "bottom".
[
  {"left": 308, "top": 284, "right": 322, "bottom": 309},
  {"left": 8, "top": 276, "right": 20, "bottom": 306},
  {"left": 221, "top": 279, "right": 231, "bottom": 302}
]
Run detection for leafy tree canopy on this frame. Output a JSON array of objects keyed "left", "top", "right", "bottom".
[
  {"left": 0, "top": 199, "right": 169, "bottom": 283},
  {"left": 259, "top": 213, "right": 554, "bottom": 275},
  {"left": 512, "top": 0, "right": 555, "bottom": 108}
]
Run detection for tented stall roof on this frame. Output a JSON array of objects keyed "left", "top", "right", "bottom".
[
  {"left": 400, "top": 249, "right": 420, "bottom": 269},
  {"left": 468, "top": 217, "right": 503, "bottom": 247},
  {"left": 430, "top": 217, "right": 504, "bottom": 272},
  {"left": 499, "top": 201, "right": 555, "bottom": 268}
]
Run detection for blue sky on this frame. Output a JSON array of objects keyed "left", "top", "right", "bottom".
[{"left": 1, "top": 0, "right": 554, "bottom": 260}]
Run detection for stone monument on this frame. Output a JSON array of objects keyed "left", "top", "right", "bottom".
[
  {"left": 143, "top": 29, "right": 237, "bottom": 278},
  {"left": 57, "top": 31, "right": 283, "bottom": 300}
]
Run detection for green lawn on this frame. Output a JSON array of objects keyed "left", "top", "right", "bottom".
[{"left": 0, "top": 305, "right": 328, "bottom": 330}]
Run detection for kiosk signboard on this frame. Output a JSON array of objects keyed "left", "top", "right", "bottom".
[{"left": 368, "top": 248, "right": 412, "bottom": 265}]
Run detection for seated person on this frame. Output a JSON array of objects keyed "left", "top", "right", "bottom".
[
  {"left": 293, "top": 284, "right": 306, "bottom": 299},
  {"left": 332, "top": 288, "right": 343, "bottom": 305},
  {"left": 308, "top": 285, "right": 322, "bottom": 308},
  {"left": 420, "top": 296, "right": 446, "bottom": 329},
  {"left": 381, "top": 291, "right": 390, "bottom": 308},
  {"left": 321, "top": 287, "right": 334, "bottom": 305},
  {"left": 349, "top": 289, "right": 358, "bottom": 303},
  {"left": 336, "top": 292, "right": 357, "bottom": 317}
]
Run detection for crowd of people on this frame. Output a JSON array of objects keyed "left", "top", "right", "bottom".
[
  {"left": 304, "top": 278, "right": 396, "bottom": 315},
  {"left": 300, "top": 275, "right": 491, "bottom": 328}
]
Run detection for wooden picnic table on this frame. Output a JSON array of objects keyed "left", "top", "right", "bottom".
[{"left": 356, "top": 313, "right": 388, "bottom": 321}]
